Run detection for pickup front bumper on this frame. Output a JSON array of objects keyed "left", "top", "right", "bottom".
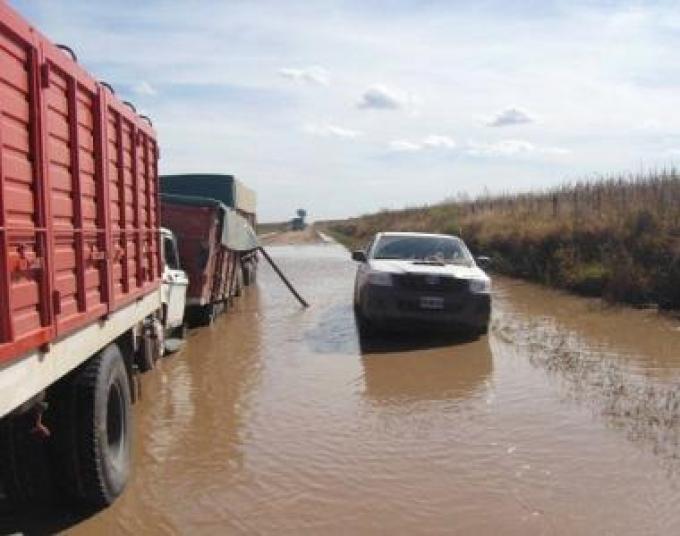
[{"left": 358, "top": 284, "right": 491, "bottom": 331}]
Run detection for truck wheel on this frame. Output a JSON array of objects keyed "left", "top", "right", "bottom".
[
  {"left": 137, "top": 318, "right": 164, "bottom": 373},
  {"left": 242, "top": 263, "right": 255, "bottom": 286},
  {"left": 234, "top": 268, "right": 243, "bottom": 297},
  {"left": 68, "top": 344, "right": 132, "bottom": 508},
  {"left": 0, "top": 411, "right": 53, "bottom": 506},
  {"left": 199, "top": 304, "right": 216, "bottom": 326},
  {"left": 172, "top": 322, "right": 187, "bottom": 340}
]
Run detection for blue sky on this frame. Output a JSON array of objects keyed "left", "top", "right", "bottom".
[{"left": 10, "top": 0, "right": 680, "bottom": 221}]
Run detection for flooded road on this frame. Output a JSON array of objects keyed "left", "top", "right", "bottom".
[{"left": 5, "top": 239, "right": 680, "bottom": 535}]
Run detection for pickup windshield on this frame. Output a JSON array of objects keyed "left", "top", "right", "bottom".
[{"left": 372, "top": 235, "right": 473, "bottom": 265}]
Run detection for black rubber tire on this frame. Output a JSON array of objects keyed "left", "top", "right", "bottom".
[
  {"left": 242, "top": 263, "right": 251, "bottom": 287},
  {"left": 0, "top": 411, "right": 53, "bottom": 507},
  {"left": 234, "top": 268, "right": 243, "bottom": 297},
  {"left": 355, "top": 308, "right": 376, "bottom": 338},
  {"left": 243, "top": 262, "right": 257, "bottom": 286},
  {"left": 172, "top": 322, "right": 187, "bottom": 340},
  {"left": 198, "top": 304, "right": 216, "bottom": 326},
  {"left": 63, "top": 344, "right": 133, "bottom": 508},
  {"left": 476, "top": 324, "right": 489, "bottom": 337}
]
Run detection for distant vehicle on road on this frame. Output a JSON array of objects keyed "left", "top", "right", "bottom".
[{"left": 351, "top": 232, "right": 491, "bottom": 337}]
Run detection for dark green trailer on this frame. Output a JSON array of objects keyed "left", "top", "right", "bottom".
[{"left": 160, "top": 174, "right": 256, "bottom": 225}]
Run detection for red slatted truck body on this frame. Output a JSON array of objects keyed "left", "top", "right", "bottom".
[
  {"left": 0, "top": 3, "right": 166, "bottom": 508},
  {"left": 160, "top": 195, "right": 242, "bottom": 326}
]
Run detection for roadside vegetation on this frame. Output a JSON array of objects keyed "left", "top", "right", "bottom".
[
  {"left": 257, "top": 221, "right": 289, "bottom": 235},
  {"left": 324, "top": 171, "right": 680, "bottom": 310}
]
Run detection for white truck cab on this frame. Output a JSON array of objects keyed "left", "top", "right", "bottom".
[{"left": 161, "top": 228, "right": 189, "bottom": 342}]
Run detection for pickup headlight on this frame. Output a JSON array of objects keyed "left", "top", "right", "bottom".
[
  {"left": 367, "top": 271, "right": 393, "bottom": 286},
  {"left": 469, "top": 278, "right": 491, "bottom": 294}
]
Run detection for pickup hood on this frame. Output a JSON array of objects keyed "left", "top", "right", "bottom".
[{"left": 368, "top": 259, "right": 488, "bottom": 281}]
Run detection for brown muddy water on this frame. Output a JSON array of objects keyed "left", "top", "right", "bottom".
[{"left": 4, "top": 240, "right": 680, "bottom": 535}]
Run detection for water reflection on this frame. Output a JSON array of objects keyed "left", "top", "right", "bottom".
[{"left": 360, "top": 338, "right": 492, "bottom": 404}]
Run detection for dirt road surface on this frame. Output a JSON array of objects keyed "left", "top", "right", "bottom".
[{"left": 259, "top": 227, "right": 326, "bottom": 246}]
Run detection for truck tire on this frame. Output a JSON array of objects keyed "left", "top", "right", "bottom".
[
  {"left": 137, "top": 318, "right": 164, "bottom": 373},
  {"left": 198, "top": 304, "right": 216, "bottom": 326},
  {"left": 171, "top": 322, "right": 187, "bottom": 340},
  {"left": 0, "top": 411, "right": 53, "bottom": 507},
  {"left": 242, "top": 262, "right": 254, "bottom": 286},
  {"left": 66, "top": 344, "right": 133, "bottom": 508},
  {"left": 233, "top": 266, "right": 244, "bottom": 297}
]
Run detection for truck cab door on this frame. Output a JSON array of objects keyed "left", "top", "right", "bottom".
[{"left": 162, "top": 233, "right": 188, "bottom": 331}]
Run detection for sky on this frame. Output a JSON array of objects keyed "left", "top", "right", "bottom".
[{"left": 9, "top": 0, "right": 680, "bottom": 222}]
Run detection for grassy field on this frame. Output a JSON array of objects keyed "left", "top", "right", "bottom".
[
  {"left": 257, "top": 221, "right": 289, "bottom": 235},
  {"left": 323, "top": 171, "right": 680, "bottom": 310}
]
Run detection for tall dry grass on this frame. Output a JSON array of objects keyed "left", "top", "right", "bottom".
[{"left": 325, "top": 170, "right": 680, "bottom": 309}]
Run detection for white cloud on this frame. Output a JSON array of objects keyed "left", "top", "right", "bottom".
[
  {"left": 422, "top": 135, "right": 457, "bottom": 149},
  {"left": 389, "top": 137, "right": 568, "bottom": 158},
  {"left": 465, "top": 139, "right": 569, "bottom": 157},
  {"left": 389, "top": 139, "right": 423, "bottom": 152},
  {"left": 278, "top": 66, "right": 330, "bottom": 85},
  {"left": 389, "top": 135, "right": 456, "bottom": 152},
  {"left": 487, "top": 107, "right": 534, "bottom": 127},
  {"left": 304, "top": 123, "right": 361, "bottom": 139},
  {"left": 357, "top": 84, "right": 416, "bottom": 110},
  {"left": 133, "top": 80, "right": 157, "bottom": 96}
]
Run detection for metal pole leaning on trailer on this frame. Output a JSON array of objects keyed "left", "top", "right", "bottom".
[{"left": 258, "top": 246, "right": 309, "bottom": 308}]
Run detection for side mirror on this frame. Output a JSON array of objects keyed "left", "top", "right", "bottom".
[
  {"left": 476, "top": 255, "right": 492, "bottom": 269},
  {"left": 352, "top": 250, "right": 367, "bottom": 262}
]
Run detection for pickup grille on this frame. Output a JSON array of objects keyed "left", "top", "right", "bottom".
[{"left": 392, "top": 274, "right": 468, "bottom": 293}]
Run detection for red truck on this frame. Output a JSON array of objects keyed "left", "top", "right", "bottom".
[
  {"left": 160, "top": 174, "right": 259, "bottom": 285},
  {"left": 0, "top": 3, "right": 170, "bottom": 508},
  {"left": 160, "top": 194, "right": 258, "bottom": 326}
]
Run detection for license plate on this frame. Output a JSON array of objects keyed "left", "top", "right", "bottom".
[{"left": 420, "top": 296, "right": 444, "bottom": 310}]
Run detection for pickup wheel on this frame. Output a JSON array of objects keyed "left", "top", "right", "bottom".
[
  {"left": 475, "top": 324, "right": 490, "bottom": 337},
  {"left": 354, "top": 308, "right": 376, "bottom": 338},
  {"left": 64, "top": 344, "right": 133, "bottom": 508}
]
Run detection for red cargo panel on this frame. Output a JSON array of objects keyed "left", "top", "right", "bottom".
[
  {"left": 161, "top": 203, "right": 216, "bottom": 304},
  {"left": 43, "top": 55, "right": 108, "bottom": 333},
  {"left": 161, "top": 201, "right": 239, "bottom": 307},
  {"left": 0, "top": 16, "right": 52, "bottom": 358},
  {"left": 0, "top": 3, "right": 161, "bottom": 363}
]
